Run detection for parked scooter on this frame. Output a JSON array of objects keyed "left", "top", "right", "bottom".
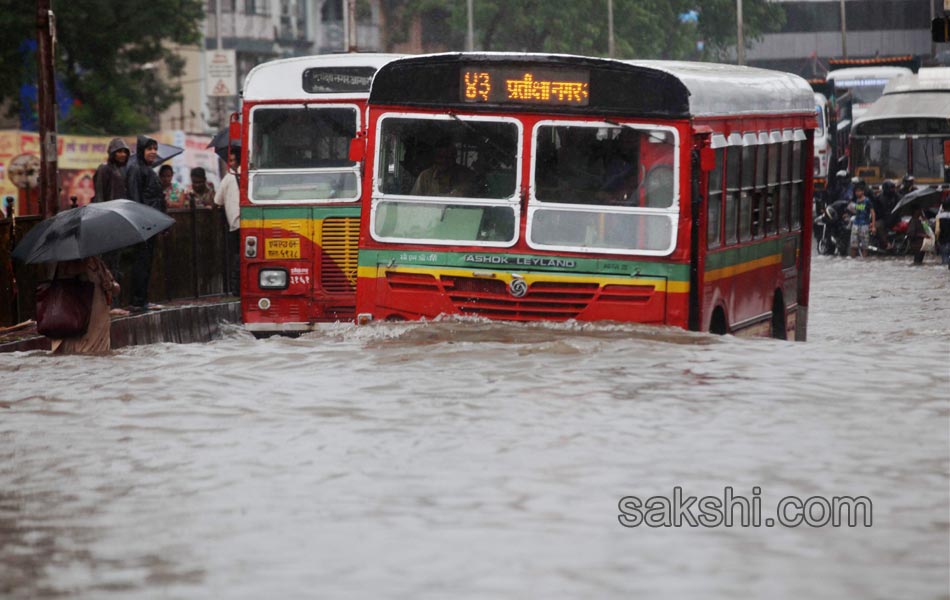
[
  {"left": 868, "top": 216, "right": 912, "bottom": 255},
  {"left": 814, "top": 199, "right": 851, "bottom": 256}
]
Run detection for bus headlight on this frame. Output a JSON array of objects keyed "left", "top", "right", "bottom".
[{"left": 259, "top": 269, "right": 288, "bottom": 289}]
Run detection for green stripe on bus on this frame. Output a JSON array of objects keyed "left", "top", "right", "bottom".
[
  {"left": 240, "top": 206, "right": 361, "bottom": 220},
  {"left": 358, "top": 249, "right": 690, "bottom": 280},
  {"left": 704, "top": 238, "right": 785, "bottom": 270}
]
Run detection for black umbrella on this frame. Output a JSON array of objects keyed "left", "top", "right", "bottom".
[
  {"left": 12, "top": 199, "right": 175, "bottom": 264},
  {"left": 207, "top": 127, "right": 241, "bottom": 162},
  {"left": 892, "top": 186, "right": 942, "bottom": 215},
  {"left": 155, "top": 142, "right": 184, "bottom": 165}
]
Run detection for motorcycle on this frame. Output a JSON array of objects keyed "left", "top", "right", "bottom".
[
  {"left": 813, "top": 199, "right": 851, "bottom": 256},
  {"left": 868, "top": 216, "right": 912, "bottom": 255}
]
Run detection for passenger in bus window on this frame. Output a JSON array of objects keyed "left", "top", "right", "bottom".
[
  {"left": 551, "top": 127, "right": 603, "bottom": 203},
  {"left": 410, "top": 138, "right": 476, "bottom": 197},
  {"left": 601, "top": 129, "right": 640, "bottom": 205}
]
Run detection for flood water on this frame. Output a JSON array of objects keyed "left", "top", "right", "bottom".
[{"left": 2, "top": 256, "right": 948, "bottom": 599}]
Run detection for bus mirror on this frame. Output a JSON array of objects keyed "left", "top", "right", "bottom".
[
  {"left": 700, "top": 147, "right": 715, "bottom": 172},
  {"left": 349, "top": 137, "right": 365, "bottom": 163},
  {"left": 228, "top": 119, "right": 241, "bottom": 145}
]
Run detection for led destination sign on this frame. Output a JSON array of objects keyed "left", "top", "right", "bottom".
[{"left": 461, "top": 66, "right": 590, "bottom": 107}]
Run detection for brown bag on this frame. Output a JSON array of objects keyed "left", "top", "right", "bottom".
[{"left": 35, "top": 278, "right": 94, "bottom": 338}]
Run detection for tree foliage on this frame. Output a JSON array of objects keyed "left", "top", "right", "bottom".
[
  {"left": 0, "top": 0, "right": 204, "bottom": 135},
  {"left": 389, "top": 0, "right": 784, "bottom": 62}
]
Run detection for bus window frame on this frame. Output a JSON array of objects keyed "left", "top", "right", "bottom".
[
  {"left": 369, "top": 111, "right": 524, "bottom": 248},
  {"left": 724, "top": 142, "right": 741, "bottom": 245},
  {"left": 706, "top": 147, "right": 724, "bottom": 249},
  {"left": 739, "top": 133, "right": 756, "bottom": 243},
  {"left": 526, "top": 120, "right": 681, "bottom": 257},
  {"left": 246, "top": 102, "right": 363, "bottom": 205}
]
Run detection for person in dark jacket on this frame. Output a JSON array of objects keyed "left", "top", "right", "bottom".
[
  {"left": 92, "top": 137, "right": 130, "bottom": 203},
  {"left": 873, "top": 179, "right": 901, "bottom": 249},
  {"left": 126, "top": 135, "right": 166, "bottom": 312},
  {"left": 92, "top": 137, "right": 131, "bottom": 313},
  {"left": 935, "top": 199, "right": 950, "bottom": 267}
]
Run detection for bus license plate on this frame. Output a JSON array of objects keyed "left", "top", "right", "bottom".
[{"left": 265, "top": 238, "right": 300, "bottom": 259}]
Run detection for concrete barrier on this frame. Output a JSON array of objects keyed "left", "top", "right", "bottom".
[{"left": 0, "top": 300, "right": 241, "bottom": 353}]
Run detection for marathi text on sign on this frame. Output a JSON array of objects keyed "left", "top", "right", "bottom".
[
  {"left": 265, "top": 238, "right": 301, "bottom": 260},
  {"left": 460, "top": 66, "right": 590, "bottom": 107}
]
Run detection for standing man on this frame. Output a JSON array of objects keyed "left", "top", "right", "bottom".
[
  {"left": 92, "top": 137, "right": 130, "bottom": 203},
  {"left": 185, "top": 167, "right": 215, "bottom": 208},
  {"left": 214, "top": 148, "right": 240, "bottom": 295},
  {"left": 849, "top": 182, "right": 875, "bottom": 258},
  {"left": 126, "top": 135, "right": 166, "bottom": 312},
  {"left": 93, "top": 137, "right": 131, "bottom": 315}
]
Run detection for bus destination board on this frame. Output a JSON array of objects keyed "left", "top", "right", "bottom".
[
  {"left": 303, "top": 67, "right": 377, "bottom": 93},
  {"left": 460, "top": 66, "right": 589, "bottom": 107}
]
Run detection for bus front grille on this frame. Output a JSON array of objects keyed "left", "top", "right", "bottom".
[
  {"left": 321, "top": 217, "right": 359, "bottom": 293},
  {"left": 442, "top": 277, "right": 598, "bottom": 321}
]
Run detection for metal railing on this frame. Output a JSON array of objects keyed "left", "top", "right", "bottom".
[{"left": 0, "top": 201, "right": 235, "bottom": 327}]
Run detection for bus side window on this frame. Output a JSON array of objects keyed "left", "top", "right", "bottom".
[
  {"left": 739, "top": 145, "right": 754, "bottom": 242},
  {"left": 724, "top": 146, "right": 740, "bottom": 245},
  {"left": 791, "top": 141, "right": 803, "bottom": 230},
  {"left": 764, "top": 142, "right": 780, "bottom": 236},
  {"left": 779, "top": 141, "right": 791, "bottom": 231},
  {"left": 707, "top": 148, "right": 723, "bottom": 249},
  {"left": 751, "top": 142, "right": 767, "bottom": 238}
]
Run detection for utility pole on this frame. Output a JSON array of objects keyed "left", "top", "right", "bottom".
[
  {"left": 36, "top": 0, "right": 58, "bottom": 218},
  {"left": 736, "top": 0, "right": 745, "bottom": 65},
  {"left": 839, "top": 0, "right": 847, "bottom": 58},
  {"left": 608, "top": 0, "right": 615, "bottom": 58},
  {"left": 345, "top": 0, "right": 357, "bottom": 52},
  {"left": 466, "top": 0, "right": 474, "bottom": 51},
  {"left": 215, "top": 0, "right": 223, "bottom": 128}
]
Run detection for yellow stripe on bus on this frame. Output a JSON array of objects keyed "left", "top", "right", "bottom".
[
  {"left": 357, "top": 264, "right": 690, "bottom": 294},
  {"left": 242, "top": 218, "right": 322, "bottom": 244},
  {"left": 704, "top": 254, "right": 782, "bottom": 282}
]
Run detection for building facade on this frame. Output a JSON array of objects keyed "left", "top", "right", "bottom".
[
  {"left": 159, "top": 0, "right": 385, "bottom": 134},
  {"left": 747, "top": 0, "right": 942, "bottom": 76}
]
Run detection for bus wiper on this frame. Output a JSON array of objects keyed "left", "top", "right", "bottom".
[{"left": 447, "top": 111, "right": 516, "bottom": 166}]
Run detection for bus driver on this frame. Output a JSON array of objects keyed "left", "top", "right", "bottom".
[{"left": 411, "top": 138, "right": 477, "bottom": 197}]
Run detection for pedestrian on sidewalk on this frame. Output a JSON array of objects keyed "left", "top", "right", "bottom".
[
  {"left": 125, "top": 135, "right": 166, "bottom": 312},
  {"left": 92, "top": 137, "right": 132, "bottom": 315},
  {"left": 214, "top": 148, "right": 241, "bottom": 295},
  {"left": 47, "top": 256, "right": 119, "bottom": 355},
  {"left": 185, "top": 167, "right": 215, "bottom": 209}
]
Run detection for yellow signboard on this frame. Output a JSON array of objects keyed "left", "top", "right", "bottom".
[{"left": 265, "top": 238, "right": 301, "bottom": 259}]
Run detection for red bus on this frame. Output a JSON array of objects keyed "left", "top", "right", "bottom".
[
  {"left": 354, "top": 54, "right": 817, "bottom": 339},
  {"left": 239, "top": 53, "right": 400, "bottom": 335}
]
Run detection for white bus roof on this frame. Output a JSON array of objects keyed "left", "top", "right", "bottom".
[
  {"left": 826, "top": 66, "right": 913, "bottom": 84},
  {"left": 882, "top": 67, "right": 950, "bottom": 94},
  {"left": 853, "top": 69, "right": 950, "bottom": 130},
  {"left": 243, "top": 53, "right": 404, "bottom": 101},
  {"left": 623, "top": 59, "right": 815, "bottom": 117}
]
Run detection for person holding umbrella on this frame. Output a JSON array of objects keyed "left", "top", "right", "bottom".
[
  {"left": 45, "top": 256, "right": 119, "bottom": 354},
  {"left": 125, "top": 135, "right": 166, "bottom": 312},
  {"left": 12, "top": 199, "right": 175, "bottom": 354}
]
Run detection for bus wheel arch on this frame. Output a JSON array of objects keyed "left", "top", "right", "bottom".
[
  {"left": 709, "top": 306, "right": 728, "bottom": 335},
  {"left": 771, "top": 290, "right": 787, "bottom": 340}
]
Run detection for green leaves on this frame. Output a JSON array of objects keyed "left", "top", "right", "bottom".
[
  {"left": 0, "top": 0, "right": 204, "bottom": 134},
  {"left": 391, "top": 0, "right": 784, "bottom": 61}
]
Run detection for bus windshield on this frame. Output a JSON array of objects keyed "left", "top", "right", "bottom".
[
  {"left": 372, "top": 114, "right": 520, "bottom": 245},
  {"left": 249, "top": 105, "right": 360, "bottom": 202},
  {"left": 529, "top": 123, "right": 678, "bottom": 254}
]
